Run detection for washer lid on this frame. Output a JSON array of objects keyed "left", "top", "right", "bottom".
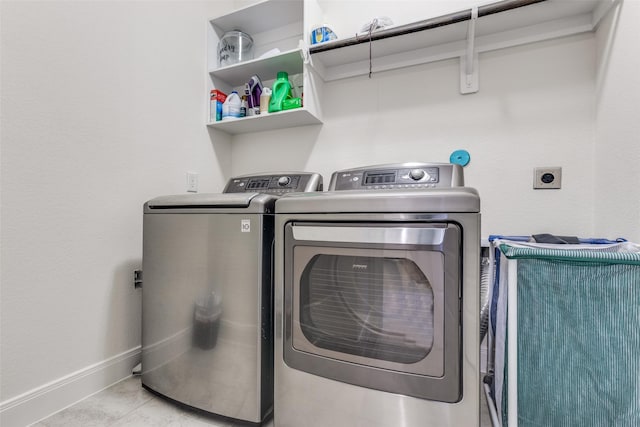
[{"left": 145, "top": 193, "right": 276, "bottom": 212}]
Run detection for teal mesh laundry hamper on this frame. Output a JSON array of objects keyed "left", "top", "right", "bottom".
[{"left": 496, "top": 243, "right": 640, "bottom": 427}]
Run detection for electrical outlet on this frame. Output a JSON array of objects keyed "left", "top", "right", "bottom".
[
  {"left": 186, "top": 172, "right": 198, "bottom": 193},
  {"left": 533, "top": 167, "right": 562, "bottom": 189}
]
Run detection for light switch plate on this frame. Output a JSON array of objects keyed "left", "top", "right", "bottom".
[
  {"left": 186, "top": 172, "right": 198, "bottom": 193},
  {"left": 533, "top": 167, "right": 561, "bottom": 189}
]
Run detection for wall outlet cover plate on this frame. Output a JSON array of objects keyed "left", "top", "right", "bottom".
[{"left": 534, "top": 167, "right": 562, "bottom": 189}]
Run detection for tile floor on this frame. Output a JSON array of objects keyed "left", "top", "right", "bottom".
[{"left": 33, "top": 375, "right": 493, "bottom": 426}]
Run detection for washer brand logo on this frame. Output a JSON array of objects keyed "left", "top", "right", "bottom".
[
  {"left": 241, "top": 219, "right": 251, "bottom": 233},
  {"left": 352, "top": 264, "right": 368, "bottom": 270}
]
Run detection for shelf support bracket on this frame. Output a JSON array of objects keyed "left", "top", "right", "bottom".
[
  {"left": 460, "top": 6, "right": 479, "bottom": 94},
  {"left": 299, "top": 39, "right": 311, "bottom": 66}
]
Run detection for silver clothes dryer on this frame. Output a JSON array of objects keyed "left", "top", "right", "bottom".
[
  {"left": 274, "top": 163, "right": 480, "bottom": 427},
  {"left": 141, "top": 172, "right": 322, "bottom": 425}
]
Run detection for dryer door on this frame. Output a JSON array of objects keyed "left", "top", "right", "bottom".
[{"left": 283, "top": 222, "right": 462, "bottom": 402}]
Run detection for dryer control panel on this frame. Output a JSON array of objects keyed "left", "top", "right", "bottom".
[
  {"left": 329, "top": 163, "right": 463, "bottom": 191},
  {"left": 224, "top": 173, "right": 323, "bottom": 195}
]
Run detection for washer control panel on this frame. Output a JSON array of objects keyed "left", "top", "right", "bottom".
[
  {"left": 223, "top": 173, "right": 323, "bottom": 195},
  {"left": 329, "top": 163, "right": 463, "bottom": 191}
]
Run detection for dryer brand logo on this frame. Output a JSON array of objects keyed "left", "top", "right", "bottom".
[{"left": 352, "top": 264, "right": 368, "bottom": 270}]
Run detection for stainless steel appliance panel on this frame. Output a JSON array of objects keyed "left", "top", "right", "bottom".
[
  {"left": 329, "top": 162, "right": 464, "bottom": 190},
  {"left": 283, "top": 222, "right": 462, "bottom": 401},
  {"left": 142, "top": 211, "right": 272, "bottom": 422},
  {"left": 273, "top": 187, "right": 480, "bottom": 214},
  {"left": 274, "top": 210, "right": 480, "bottom": 427},
  {"left": 224, "top": 172, "right": 323, "bottom": 195}
]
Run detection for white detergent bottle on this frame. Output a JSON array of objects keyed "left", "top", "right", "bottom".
[{"left": 222, "top": 91, "right": 241, "bottom": 120}]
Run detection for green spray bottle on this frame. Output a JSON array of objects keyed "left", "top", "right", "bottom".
[{"left": 268, "top": 71, "right": 292, "bottom": 113}]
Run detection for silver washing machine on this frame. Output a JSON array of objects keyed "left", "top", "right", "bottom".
[
  {"left": 141, "top": 172, "right": 322, "bottom": 425},
  {"left": 274, "top": 163, "right": 480, "bottom": 427}
]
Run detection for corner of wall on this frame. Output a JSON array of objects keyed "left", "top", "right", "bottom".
[{"left": 0, "top": 347, "right": 141, "bottom": 427}]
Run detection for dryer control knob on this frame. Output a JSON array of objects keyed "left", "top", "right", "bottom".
[
  {"left": 409, "top": 169, "right": 425, "bottom": 181},
  {"left": 277, "top": 176, "right": 291, "bottom": 186}
]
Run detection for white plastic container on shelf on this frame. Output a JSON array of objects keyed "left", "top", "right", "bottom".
[
  {"left": 221, "top": 91, "right": 241, "bottom": 120},
  {"left": 260, "top": 88, "right": 272, "bottom": 115}
]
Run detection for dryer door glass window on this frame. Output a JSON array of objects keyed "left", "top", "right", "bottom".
[{"left": 300, "top": 255, "right": 434, "bottom": 365}]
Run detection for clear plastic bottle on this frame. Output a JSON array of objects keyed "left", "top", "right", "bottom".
[
  {"left": 268, "top": 71, "right": 292, "bottom": 113},
  {"left": 240, "top": 95, "right": 247, "bottom": 117}
]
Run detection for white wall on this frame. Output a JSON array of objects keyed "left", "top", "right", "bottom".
[
  {"left": 232, "top": 33, "right": 597, "bottom": 239},
  {"left": 595, "top": 0, "right": 640, "bottom": 243},
  {"left": 0, "top": 1, "right": 232, "bottom": 424}
]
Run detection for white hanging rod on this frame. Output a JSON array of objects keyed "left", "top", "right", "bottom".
[{"left": 308, "top": 0, "right": 547, "bottom": 55}]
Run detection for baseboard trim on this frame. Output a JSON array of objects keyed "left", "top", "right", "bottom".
[{"left": 0, "top": 346, "right": 141, "bottom": 427}]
